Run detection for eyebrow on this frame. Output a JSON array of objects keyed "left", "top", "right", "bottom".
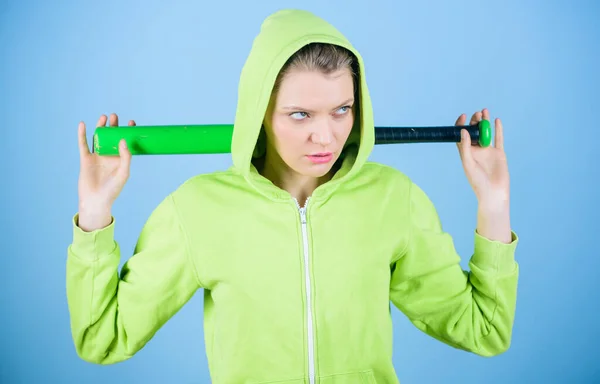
[{"left": 282, "top": 98, "right": 355, "bottom": 113}]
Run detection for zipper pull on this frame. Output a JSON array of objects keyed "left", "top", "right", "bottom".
[{"left": 299, "top": 207, "right": 307, "bottom": 224}]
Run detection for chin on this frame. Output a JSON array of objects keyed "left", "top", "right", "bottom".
[
  {"left": 299, "top": 166, "right": 333, "bottom": 178},
  {"left": 295, "top": 156, "right": 338, "bottom": 178}
]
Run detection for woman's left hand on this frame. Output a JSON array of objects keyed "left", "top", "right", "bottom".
[{"left": 456, "top": 108, "right": 510, "bottom": 210}]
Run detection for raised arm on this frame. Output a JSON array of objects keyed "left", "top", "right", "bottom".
[
  {"left": 67, "top": 192, "right": 202, "bottom": 364},
  {"left": 389, "top": 181, "right": 519, "bottom": 356},
  {"left": 66, "top": 114, "right": 202, "bottom": 364}
]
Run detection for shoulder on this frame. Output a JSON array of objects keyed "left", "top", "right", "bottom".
[
  {"left": 354, "top": 161, "right": 443, "bottom": 231},
  {"left": 359, "top": 161, "right": 414, "bottom": 190},
  {"left": 166, "top": 168, "right": 244, "bottom": 207},
  {"left": 173, "top": 166, "right": 249, "bottom": 193},
  {"left": 359, "top": 161, "right": 436, "bottom": 208}
]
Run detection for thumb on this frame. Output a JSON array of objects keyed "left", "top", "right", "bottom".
[
  {"left": 116, "top": 139, "right": 132, "bottom": 183},
  {"left": 459, "top": 129, "right": 475, "bottom": 169}
]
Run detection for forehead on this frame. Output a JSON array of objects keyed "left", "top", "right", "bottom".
[{"left": 274, "top": 69, "right": 354, "bottom": 108}]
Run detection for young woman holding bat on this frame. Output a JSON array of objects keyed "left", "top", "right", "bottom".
[{"left": 67, "top": 9, "right": 518, "bottom": 384}]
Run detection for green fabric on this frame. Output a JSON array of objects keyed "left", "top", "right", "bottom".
[{"left": 67, "top": 9, "right": 519, "bottom": 383}]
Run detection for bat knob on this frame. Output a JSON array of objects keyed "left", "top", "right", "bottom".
[{"left": 478, "top": 120, "right": 492, "bottom": 147}]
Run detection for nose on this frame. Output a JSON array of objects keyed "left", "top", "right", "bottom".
[{"left": 310, "top": 122, "right": 333, "bottom": 146}]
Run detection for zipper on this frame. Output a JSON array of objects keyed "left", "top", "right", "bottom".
[{"left": 294, "top": 197, "right": 315, "bottom": 384}]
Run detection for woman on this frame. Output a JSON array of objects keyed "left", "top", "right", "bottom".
[{"left": 67, "top": 9, "right": 519, "bottom": 384}]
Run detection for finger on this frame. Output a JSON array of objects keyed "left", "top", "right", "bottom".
[
  {"left": 495, "top": 118, "right": 504, "bottom": 149},
  {"left": 96, "top": 114, "right": 108, "bottom": 127},
  {"left": 109, "top": 113, "right": 119, "bottom": 127},
  {"left": 455, "top": 114, "right": 467, "bottom": 152},
  {"left": 128, "top": 119, "right": 136, "bottom": 126},
  {"left": 116, "top": 139, "right": 131, "bottom": 182},
  {"left": 78, "top": 121, "right": 90, "bottom": 157},
  {"left": 455, "top": 113, "right": 467, "bottom": 126},
  {"left": 482, "top": 108, "right": 491, "bottom": 122},
  {"left": 459, "top": 129, "right": 475, "bottom": 167},
  {"left": 470, "top": 111, "right": 482, "bottom": 126}
]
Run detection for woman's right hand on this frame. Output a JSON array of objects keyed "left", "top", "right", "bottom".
[{"left": 77, "top": 113, "right": 135, "bottom": 232}]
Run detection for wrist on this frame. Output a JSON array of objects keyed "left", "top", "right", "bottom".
[
  {"left": 476, "top": 200, "right": 512, "bottom": 244},
  {"left": 78, "top": 201, "right": 112, "bottom": 232},
  {"left": 477, "top": 201, "right": 510, "bottom": 218},
  {"left": 477, "top": 191, "right": 510, "bottom": 214}
]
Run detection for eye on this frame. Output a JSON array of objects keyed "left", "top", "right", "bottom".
[
  {"left": 290, "top": 111, "right": 308, "bottom": 120},
  {"left": 335, "top": 105, "right": 352, "bottom": 115}
]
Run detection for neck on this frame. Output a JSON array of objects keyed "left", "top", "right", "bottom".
[{"left": 259, "top": 153, "right": 332, "bottom": 206}]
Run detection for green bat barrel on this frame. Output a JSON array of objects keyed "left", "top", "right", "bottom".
[{"left": 93, "top": 125, "right": 234, "bottom": 155}]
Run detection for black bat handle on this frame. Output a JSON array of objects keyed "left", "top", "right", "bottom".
[{"left": 374, "top": 121, "right": 491, "bottom": 147}]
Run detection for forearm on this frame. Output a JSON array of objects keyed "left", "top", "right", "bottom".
[
  {"left": 67, "top": 194, "right": 203, "bottom": 364},
  {"left": 67, "top": 214, "right": 129, "bottom": 364},
  {"left": 67, "top": 245, "right": 127, "bottom": 364},
  {"left": 393, "top": 180, "right": 519, "bottom": 357},
  {"left": 476, "top": 199, "right": 512, "bottom": 244}
]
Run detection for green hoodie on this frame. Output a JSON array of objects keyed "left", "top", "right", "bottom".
[{"left": 66, "top": 9, "right": 519, "bottom": 384}]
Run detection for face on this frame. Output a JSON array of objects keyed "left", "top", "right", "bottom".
[{"left": 262, "top": 67, "right": 356, "bottom": 180}]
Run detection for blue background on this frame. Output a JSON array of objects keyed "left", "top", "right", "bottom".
[{"left": 2, "top": 0, "right": 599, "bottom": 383}]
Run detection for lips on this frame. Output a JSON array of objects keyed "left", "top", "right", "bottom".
[{"left": 307, "top": 152, "right": 333, "bottom": 164}]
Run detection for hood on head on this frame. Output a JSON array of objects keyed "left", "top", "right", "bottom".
[{"left": 231, "top": 9, "right": 374, "bottom": 186}]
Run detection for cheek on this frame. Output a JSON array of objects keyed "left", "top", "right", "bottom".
[
  {"left": 271, "top": 119, "right": 305, "bottom": 153},
  {"left": 334, "top": 117, "right": 354, "bottom": 140}
]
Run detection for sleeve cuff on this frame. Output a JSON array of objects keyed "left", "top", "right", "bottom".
[
  {"left": 470, "top": 230, "right": 519, "bottom": 273},
  {"left": 70, "top": 213, "right": 117, "bottom": 261}
]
